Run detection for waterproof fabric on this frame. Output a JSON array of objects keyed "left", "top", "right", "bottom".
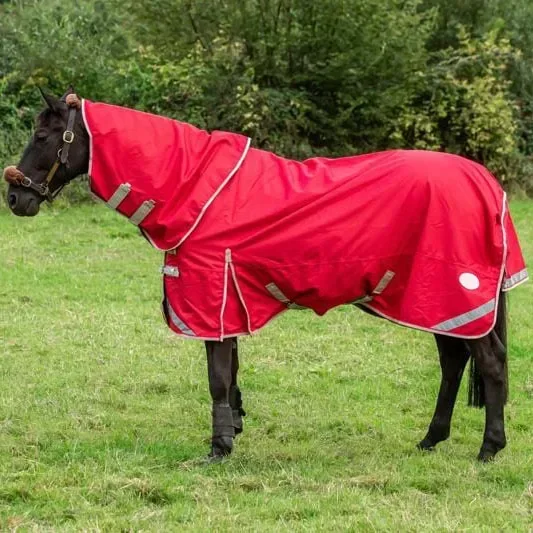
[
  {"left": 82, "top": 100, "right": 528, "bottom": 341},
  {"left": 83, "top": 100, "right": 250, "bottom": 250}
]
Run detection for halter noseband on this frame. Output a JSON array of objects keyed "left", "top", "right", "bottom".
[{"left": 20, "top": 104, "right": 78, "bottom": 202}]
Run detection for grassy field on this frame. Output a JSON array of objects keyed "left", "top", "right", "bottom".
[{"left": 0, "top": 201, "right": 531, "bottom": 532}]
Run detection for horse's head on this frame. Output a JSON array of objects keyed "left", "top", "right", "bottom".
[{"left": 3, "top": 87, "right": 89, "bottom": 216}]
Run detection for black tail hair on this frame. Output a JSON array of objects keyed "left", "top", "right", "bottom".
[{"left": 468, "top": 291, "right": 508, "bottom": 407}]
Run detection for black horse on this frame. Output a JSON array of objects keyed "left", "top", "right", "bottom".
[{"left": 4, "top": 88, "right": 512, "bottom": 462}]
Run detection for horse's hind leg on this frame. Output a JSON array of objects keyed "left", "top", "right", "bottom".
[
  {"left": 229, "top": 339, "right": 246, "bottom": 435},
  {"left": 418, "top": 334, "right": 470, "bottom": 451},
  {"left": 467, "top": 333, "right": 507, "bottom": 462},
  {"left": 205, "top": 339, "right": 235, "bottom": 459}
]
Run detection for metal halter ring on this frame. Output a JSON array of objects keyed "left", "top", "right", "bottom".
[{"left": 20, "top": 175, "right": 49, "bottom": 196}]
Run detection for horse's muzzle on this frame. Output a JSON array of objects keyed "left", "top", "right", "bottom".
[{"left": 7, "top": 186, "right": 41, "bottom": 216}]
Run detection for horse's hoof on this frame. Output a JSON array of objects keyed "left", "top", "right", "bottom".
[
  {"left": 477, "top": 449, "right": 496, "bottom": 462},
  {"left": 209, "top": 436, "right": 233, "bottom": 461},
  {"left": 477, "top": 439, "right": 505, "bottom": 462},
  {"left": 417, "top": 438, "right": 435, "bottom": 451},
  {"left": 205, "top": 452, "right": 228, "bottom": 465}
]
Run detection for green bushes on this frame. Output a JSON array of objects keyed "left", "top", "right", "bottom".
[
  {"left": 1, "top": 0, "right": 533, "bottom": 203},
  {"left": 391, "top": 27, "right": 520, "bottom": 183},
  {"left": 126, "top": 0, "right": 433, "bottom": 157},
  {"left": 0, "top": 0, "right": 131, "bottom": 203}
]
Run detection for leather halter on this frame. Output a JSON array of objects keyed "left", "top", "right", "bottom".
[{"left": 20, "top": 106, "right": 78, "bottom": 202}]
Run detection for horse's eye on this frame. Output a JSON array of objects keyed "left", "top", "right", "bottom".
[{"left": 35, "top": 130, "right": 48, "bottom": 141}]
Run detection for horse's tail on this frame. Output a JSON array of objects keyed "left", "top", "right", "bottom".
[{"left": 468, "top": 291, "right": 508, "bottom": 408}]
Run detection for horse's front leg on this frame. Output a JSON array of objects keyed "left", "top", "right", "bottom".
[{"left": 205, "top": 339, "right": 235, "bottom": 459}]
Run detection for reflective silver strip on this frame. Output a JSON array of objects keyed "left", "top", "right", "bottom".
[
  {"left": 160, "top": 265, "right": 179, "bottom": 277},
  {"left": 167, "top": 302, "right": 195, "bottom": 336},
  {"left": 265, "top": 282, "right": 306, "bottom": 310},
  {"left": 129, "top": 200, "right": 155, "bottom": 226},
  {"left": 502, "top": 268, "right": 528, "bottom": 290},
  {"left": 373, "top": 270, "right": 395, "bottom": 295},
  {"left": 107, "top": 183, "right": 131, "bottom": 209},
  {"left": 432, "top": 299, "right": 496, "bottom": 332}
]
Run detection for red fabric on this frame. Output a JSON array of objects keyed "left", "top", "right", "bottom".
[
  {"left": 83, "top": 100, "right": 250, "bottom": 250},
  {"left": 83, "top": 100, "right": 528, "bottom": 340}
]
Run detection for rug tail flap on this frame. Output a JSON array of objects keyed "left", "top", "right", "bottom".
[{"left": 502, "top": 208, "right": 528, "bottom": 291}]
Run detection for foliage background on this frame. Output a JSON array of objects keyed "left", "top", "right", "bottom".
[{"left": 1, "top": 0, "right": 533, "bottom": 200}]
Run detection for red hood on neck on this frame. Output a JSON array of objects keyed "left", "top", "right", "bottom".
[{"left": 82, "top": 99, "right": 250, "bottom": 250}]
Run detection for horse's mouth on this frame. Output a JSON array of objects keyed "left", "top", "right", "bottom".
[{"left": 7, "top": 187, "right": 41, "bottom": 216}]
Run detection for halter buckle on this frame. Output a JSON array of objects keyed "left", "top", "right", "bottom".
[
  {"left": 21, "top": 176, "right": 32, "bottom": 187},
  {"left": 63, "top": 130, "right": 75, "bottom": 144}
]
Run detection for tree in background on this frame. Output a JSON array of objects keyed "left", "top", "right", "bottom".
[
  {"left": 391, "top": 27, "right": 520, "bottom": 182},
  {"left": 1, "top": 0, "right": 532, "bottom": 199}
]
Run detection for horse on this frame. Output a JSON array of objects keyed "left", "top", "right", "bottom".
[{"left": 3, "top": 88, "right": 528, "bottom": 462}]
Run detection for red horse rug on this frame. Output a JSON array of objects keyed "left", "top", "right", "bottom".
[{"left": 82, "top": 100, "right": 528, "bottom": 341}]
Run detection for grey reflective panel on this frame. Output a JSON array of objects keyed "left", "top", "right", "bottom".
[
  {"left": 265, "top": 282, "right": 306, "bottom": 309},
  {"left": 266, "top": 282, "right": 291, "bottom": 304},
  {"left": 160, "top": 265, "right": 180, "bottom": 277},
  {"left": 287, "top": 302, "right": 307, "bottom": 310},
  {"left": 107, "top": 183, "right": 131, "bottom": 209},
  {"left": 129, "top": 200, "right": 156, "bottom": 226},
  {"left": 432, "top": 299, "right": 496, "bottom": 332},
  {"left": 167, "top": 302, "right": 195, "bottom": 336},
  {"left": 348, "top": 270, "right": 395, "bottom": 305},
  {"left": 373, "top": 270, "right": 395, "bottom": 295},
  {"left": 502, "top": 268, "right": 529, "bottom": 290}
]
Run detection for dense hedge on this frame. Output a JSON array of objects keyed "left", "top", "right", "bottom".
[{"left": 1, "top": 0, "right": 533, "bottom": 204}]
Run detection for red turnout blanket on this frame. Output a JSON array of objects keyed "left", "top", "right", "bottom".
[{"left": 83, "top": 100, "right": 528, "bottom": 340}]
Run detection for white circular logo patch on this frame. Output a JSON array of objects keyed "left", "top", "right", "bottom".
[{"left": 459, "top": 273, "right": 480, "bottom": 290}]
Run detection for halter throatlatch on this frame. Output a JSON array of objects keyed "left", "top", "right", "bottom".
[{"left": 2, "top": 94, "right": 81, "bottom": 202}]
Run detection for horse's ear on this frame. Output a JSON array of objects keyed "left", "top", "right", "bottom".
[
  {"left": 38, "top": 87, "right": 60, "bottom": 112},
  {"left": 60, "top": 86, "right": 75, "bottom": 102}
]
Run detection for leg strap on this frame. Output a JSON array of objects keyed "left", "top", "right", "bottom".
[
  {"left": 212, "top": 403, "right": 235, "bottom": 438},
  {"left": 229, "top": 386, "right": 246, "bottom": 417},
  {"left": 229, "top": 386, "right": 246, "bottom": 434}
]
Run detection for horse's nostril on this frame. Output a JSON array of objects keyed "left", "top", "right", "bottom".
[{"left": 8, "top": 193, "right": 17, "bottom": 209}]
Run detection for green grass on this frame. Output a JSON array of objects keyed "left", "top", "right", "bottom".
[{"left": 0, "top": 200, "right": 532, "bottom": 532}]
